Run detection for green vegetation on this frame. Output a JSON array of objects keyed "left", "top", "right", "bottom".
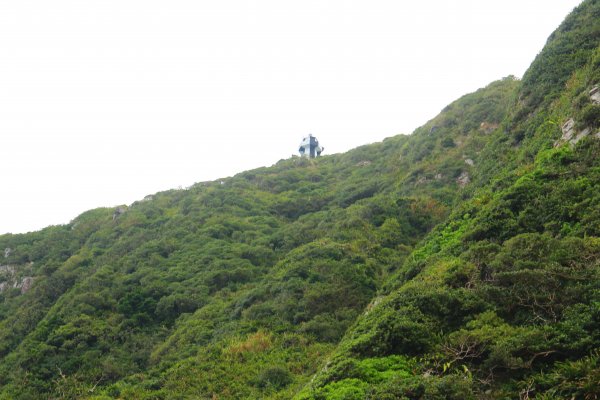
[{"left": 0, "top": 1, "right": 599, "bottom": 398}]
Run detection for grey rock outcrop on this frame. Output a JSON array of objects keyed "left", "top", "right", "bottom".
[
  {"left": 0, "top": 264, "right": 33, "bottom": 294},
  {"left": 457, "top": 171, "right": 470, "bottom": 187},
  {"left": 0, "top": 265, "right": 34, "bottom": 294},
  {"left": 590, "top": 86, "right": 600, "bottom": 105},
  {"left": 556, "top": 117, "right": 600, "bottom": 146},
  {"left": 0, "top": 264, "right": 16, "bottom": 275},
  {"left": 4, "top": 248, "right": 11, "bottom": 258},
  {"left": 19, "top": 277, "right": 34, "bottom": 294},
  {"left": 561, "top": 118, "right": 576, "bottom": 142},
  {"left": 113, "top": 206, "right": 127, "bottom": 220}
]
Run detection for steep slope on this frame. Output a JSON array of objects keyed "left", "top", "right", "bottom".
[
  {"left": 0, "top": 79, "right": 516, "bottom": 399},
  {"left": 297, "top": 1, "right": 600, "bottom": 398},
  {"left": 0, "top": 1, "right": 598, "bottom": 399}
]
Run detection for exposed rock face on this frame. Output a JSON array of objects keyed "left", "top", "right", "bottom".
[
  {"left": 355, "top": 161, "right": 372, "bottom": 167},
  {"left": 573, "top": 127, "right": 592, "bottom": 145},
  {"left": 0, "top": 264, "right": 16, "bottom": 275},
  {"left": 556, "top": 117, "right": 600, "bottom": 146},
  {"left": 561, "top": 118, "right": 576, "bottom": 142},
  {"left": 0, "top": 265, "right": 14, "bottom": 293},
  {"left": 19, "top": 277, "right": 34, "bottom": 294},
  {"left": 113, "top": 206, "right": 127, "bottom": 220},
  {"left": 464, "top": 158, "right": 475, "bottom": 166},
  {"left": 0, "top": 264, "right": 33, "bottom": 294},
  {"left": 590, "top": 85, "right": 600, "bottom": 105},
  {"left": 434, "top": 173, "right": 443, "bottom": 180},
  {"left": 555, "top": 87, "right": 600, "bottom": 146},
  {"left": 0, "top": 270, "right": 34, "bottom": 294},
  {"left": 457, "top": 171, "right": 470, "bottom": 187},
  {"left": 4, "top": 248, "right": 11, "bottom": 258}
]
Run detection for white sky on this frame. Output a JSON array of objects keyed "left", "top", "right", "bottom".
[{"left": 0, "top": 0, "right": 583, "bottom": 234}]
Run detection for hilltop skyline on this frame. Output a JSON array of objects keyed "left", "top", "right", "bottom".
[{"left": 0, "top": 0, "right": 583, "bottom": 233}]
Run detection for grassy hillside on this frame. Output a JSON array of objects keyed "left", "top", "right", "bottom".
[{"left": 0, "top": 1, "right": 599, "bottom": 399}]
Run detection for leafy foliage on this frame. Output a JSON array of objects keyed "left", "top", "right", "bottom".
[{"left": 0, "top": 2, "right": 599, "bottom": 398}]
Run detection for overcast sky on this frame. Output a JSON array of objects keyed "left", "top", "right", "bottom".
[{"left": 0, "top": 0, "right": 583, "bottom": 234}]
